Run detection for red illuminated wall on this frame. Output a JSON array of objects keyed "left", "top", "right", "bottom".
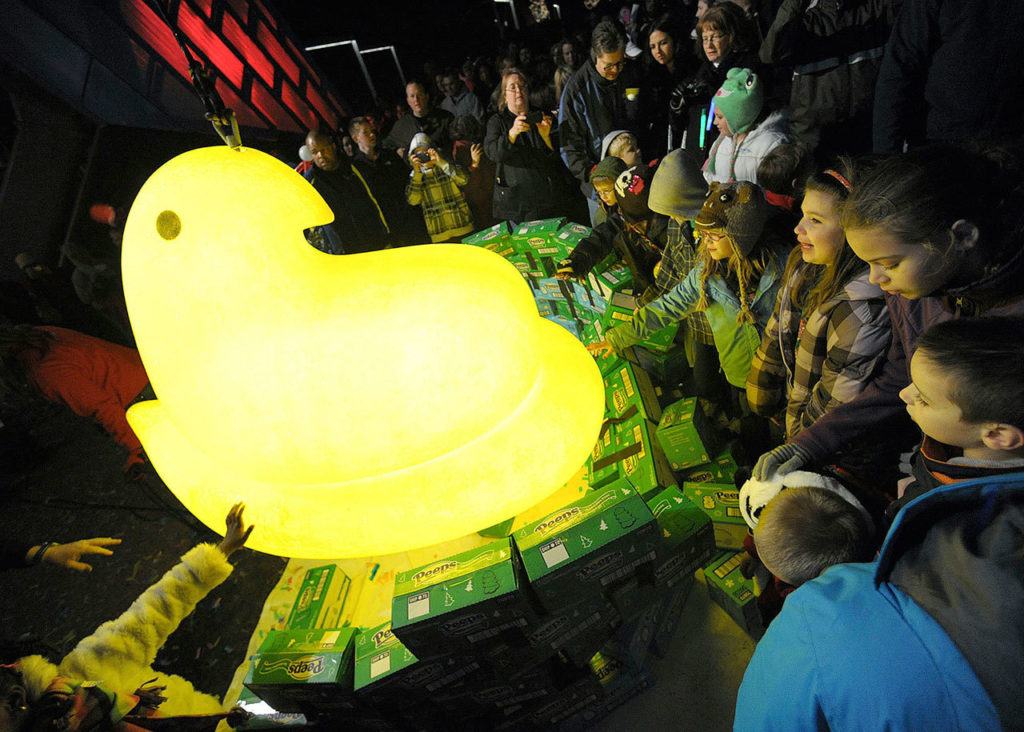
[{"left": 119, "top": 0, "right": 345, "bottom": 133}]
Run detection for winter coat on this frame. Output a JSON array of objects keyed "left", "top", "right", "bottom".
[
  {"left": 484, "top": 108, "right": 577, "bottom": 222},
  {"left": 558, "top": 61, "right": 643, "bottom": 197},
  {"left": 382, "top": 108, "right": 454, "bottom": 155},
  {"left": 303, "top": 161, "right": 389, "bottom": 254},
  {"left": 607, "top": 242, "right": 788, "bottom": 387},
  {"left": 873, "top": 0, "right": 1024, "bottom": 153},
  {"left": 565, "top": 212, "right": 671, "bottom": 297},
  {"left": 791, "top": 244, "right": 1024, "bottom": 465},
  {"left": 746, "top": 266, "right": 890, "bottom": 439},
  {"left": 704, "top": 110, "right": 790, "bottom": 185},
  {"left": 18, "top": 326, "right": 149, "bottom": 466},
  {"left": 17, "top": 543, "right": 233, "bottom": 725},
  {"left": 735, "top": 473, "right": 1024, "bottom": 731},
  {"left": 760, "top": 0, "right": 897, "bottom": 148}
]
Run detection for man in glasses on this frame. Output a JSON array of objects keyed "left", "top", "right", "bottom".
[{"left": 558, "top": 19, "right": 644, "bottom": 226}]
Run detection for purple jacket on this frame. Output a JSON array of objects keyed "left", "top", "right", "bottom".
[{"left": 793, "top": 250, "right": 1024, "bottom": 462}]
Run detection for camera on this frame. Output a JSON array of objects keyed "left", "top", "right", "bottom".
[
  {"left": 412, "top": 151, "right": 431, "bottom": 163},
  {"left": 525, "top": 110, "right": 544, "bottom": 125}
]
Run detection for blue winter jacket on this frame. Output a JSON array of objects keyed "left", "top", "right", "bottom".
[{"left": 735, "top": 473, "right": 1024, "bottom": 731}]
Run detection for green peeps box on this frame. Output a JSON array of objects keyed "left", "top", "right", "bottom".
[
  {"left": 285, "top": 564, "right": 352, "bottom": 631},
  {"left": 703, "top": 551, "right": 764, "bottom": 639},
  {"left": 589, "top": 414, "right": 675, "bottom": 497},
  {"left": 555, "top": 221, "right": 593, "bottom": 248},
  {"left": 645, "top": 486, "right": 716, "bottom": 589},
  {"left": 353, "top": 622, "right": 427, "bottom": 711},
  {"left": 513, "top": 480, "right": 659, "bottom": 614},
  {"left": 462, "top": 221, "right": 512, "bottom": 254},
  {"left": 684, "top": 444, "right": 740, "bottom": 484},
  {"left": 602, "top": 291, "right": 638, "bottom": 331},
  {"left": 637, "top": 321, "right": 680, "bottom": 353},
  {"left": 244, "top": 628, "right": 358, "bottom": 717},
  {"left": 571, "top": 281, "right": 608, "bottom": 315},
  {"left": 587, "top": 421, "right": 619, "bottom": 488},
  {"left": 682, "top": 482, "right": 748, "bottom": 550},
  {"left": 649, "top": 575, "right": 696, "bottom": 658},
  {"left": 589, "top": 262, "right": 634, "bottom": 298},
  {"left": 603, "top": 361, "right": 662, "bottom": 422},
  {"left": 391, "top": 538, "right": 536, "bottom": 661},
  {"left": 655, "top": 397, "right": 718, "bottom": 470},
  {"left": 524, "top": 596, "right": 621, "bottom": 666},
  {"left": 510, "top": 217, "right": 567, "bottom": 251}
]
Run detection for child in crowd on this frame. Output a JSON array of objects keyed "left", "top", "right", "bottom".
[
  {"left": 405, "top": 132, "right": 474, "bottom": 242},
  {"left": 755, "top": 142, "right": 812, "bottom": 220},
  {"left": 0, "top": 504, "right": 253, "bottom": 729},
  {"left": 704, "top": 68, "right": 789, "bottom": 186},
  {"left": 746, "top": 162, "right": 891, "bottom": 470},
  {"left": 749, "top": 483, "right": 874, "bottom": 588},
  {"left": 891, "top": 316, "right": 1024, "bottom": 520},
  {"left": 589, "top": 181, "right": 790, "bottom": 418},
  {"left": 754, "top": 144, "right": 1024, "bottom": 481},
  {"left": 590, "top": 155, "right": 628, "bottom": 214},
  {"left": 644, "top": 148, "right": 729, "bottom": 402},
  {"left": 555, "top": 162, "right": 670, "bottom": 299},
  {"left": 601, "top": 129, "right": 643, "bottom": 169}
]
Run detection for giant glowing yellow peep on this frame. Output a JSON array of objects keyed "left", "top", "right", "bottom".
[{"left": 121, "top": 146, "right": 603, "bottom": 558}]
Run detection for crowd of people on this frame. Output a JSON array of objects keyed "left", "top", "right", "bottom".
[{"left": 1, "top": 0, "right": 1023, "bottom": 729}]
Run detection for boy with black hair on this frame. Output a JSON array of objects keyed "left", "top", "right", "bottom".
[
  {"left": 755, "top": 142, "right": 812, "bottom": 215},
  {"left": 891, "top": 315, "right": 1024, "bottom": 519}
]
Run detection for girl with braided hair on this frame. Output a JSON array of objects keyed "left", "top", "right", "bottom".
[{"left": 590, "top": 180, "right": 790, "bottom": 418}]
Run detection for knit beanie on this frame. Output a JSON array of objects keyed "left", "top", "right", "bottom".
[
  {"left": 713, "top": 68, "right": 763, "bottom": 135},
  {"left": 649, "top": 149, "right": 707, "bottom": 220},
  {"left": 590, "top": 155, "right": 629, "bottom": 184},
  {"left": 409, "top": 132, "right": 432, "bottom": 155},
  {"left": 600, "top": 129, "right": 631, "bottom": 160},
  {"left": 614, "top": 162, "right": 658, "bottom": 221},
  {"left": 694, "top": 181, "right": 771, "bottom": 256}
]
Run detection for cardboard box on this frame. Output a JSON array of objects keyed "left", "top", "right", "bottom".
[
  {"left": 244, "top": 628, "right": 358, "bottom": 718},
  {"left": 353, "top": 623, "right": 421, "bottom": 702},
  {"left": 391, "top": 539, "right": 536, "bottom": 661},
  {"left": 510, "top": 217, "right": 566, "bottom": 251},
  {"left": 524, "top": 596, "right": 621, "bottom": 666},
  {"left": 234, "top": 687, "right": 308, "bottom": 730},
  {"left": 633, "top": 344, "right": 687, "bottom": 387},
  {"left": 571, "top": 281, "right": 607, "bottom": 315},
  {"left": 598, "top": 601, "right": 660, "bottom": 674},
  {"left": 602, "top": 291, "right": 638, "bottom": 331},
  {"left": 588, "top": 262, "right": 634, "bottom": 298},
  {"left": 461, "top": 222, "right": 512, "bottom": 253},
  {"left": 637, "top": 322, "right": 680, "bottom": 354},
  {"left": 684, "top": 444, "right": 740, "bottom": 484},
  {"left": 589, "top": 415, "right": 676, "bottom": 498},
  {"left": 286, "top": 564, "right": 352, "bottom": 630},
  {"left": 513, "top": 480, "right": 659, "bottom": 614},
  {"left": 603, "top": 361, "right": 662, "bottom": 422},
  {"left": 682, "top": 482, "right": 748, "bottom": 550},
  {"left": 649, "top": 576, "right": 696, "bottom": 658},
  {"left": 477, "top": 517, "right": 516, "bottom": 538},
  {"left": 656, "top": 397, "right": 718, "bottom": 470},
  {"left": 646, "top": 486, "right": 716, "bottom": 588},
  {"left": 555, "top": 221, "right": 593, "bottom": 248},
  {"left": 703, "top": 551, "right": 764, "bottom": 639}
]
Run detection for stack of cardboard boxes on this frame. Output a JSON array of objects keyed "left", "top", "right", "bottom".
[{"left": 239, "top": 221, "right": 767, "bottom": 728}]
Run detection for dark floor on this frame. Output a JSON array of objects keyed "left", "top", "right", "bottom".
[{"left": 0, "top": 401, "right": 286, "bottom": 700}]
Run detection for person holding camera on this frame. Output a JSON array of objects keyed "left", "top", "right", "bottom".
[
  {"left": 670, "top": 3, "right": 761, "bottom": 153},
  {"left": 484, "top": 68, "right": 582, "bottom": 223},
  {"left": 405, "top": 133, "right": 474, "bottom": 243}
]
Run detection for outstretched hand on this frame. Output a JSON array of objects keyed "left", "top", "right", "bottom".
[
  {"left": 45, "top": 538, "right": 122, "bottom": 572},
  {"left": 217, "top": 502, "right": 254, "bottom": 558}
]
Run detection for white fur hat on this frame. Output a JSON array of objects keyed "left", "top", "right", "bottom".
[{"left": 739, "top": 470, "right": 875, "bottom": 537}]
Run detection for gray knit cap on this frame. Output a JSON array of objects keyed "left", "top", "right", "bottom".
[{"left": 649, "top": 149, "right": 707, "bottom": 220}]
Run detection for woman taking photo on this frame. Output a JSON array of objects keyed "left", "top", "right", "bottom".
[
  {"left": 643, "top": 14, "right": 691, "bottom": 157},
  {"left": 484, "top": 68, "right": 581, "bottom": 222}
]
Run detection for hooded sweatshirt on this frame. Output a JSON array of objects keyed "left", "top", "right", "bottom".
[{"left": 736, "top": 473, "right": 1024, "bottom": 730}]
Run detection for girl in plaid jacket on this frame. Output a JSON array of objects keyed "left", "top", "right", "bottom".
[{"left": 746, "top": 163, "right": 890, "bottom": 440}]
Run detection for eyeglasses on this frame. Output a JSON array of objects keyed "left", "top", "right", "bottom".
[
  {"left": 598, "top": 59, "right": 626, "bottom": 72},
  {"left": 701, "top": 33, "right": 726, "bottom": 44},
  {"left": 700, "top": 230, "right": 727, "bottom": 243}
]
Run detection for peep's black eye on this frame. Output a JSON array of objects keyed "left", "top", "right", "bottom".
[
  {"left": 157, "top": 210, "right": 181, "bottom": 240},
  {"left": 719, "top": 193, "right": 731, "bottom": 202}
]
